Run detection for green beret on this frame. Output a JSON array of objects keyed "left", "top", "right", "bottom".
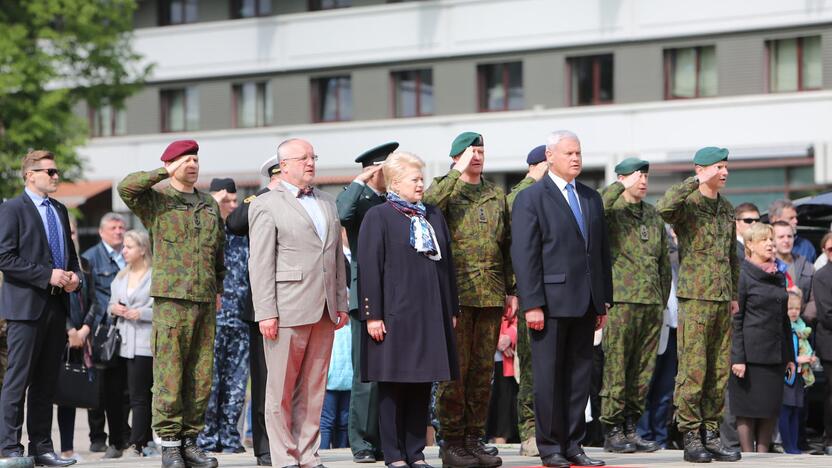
[
  {"left": 449, "top": 132, "right": 484, "bottom": 157},
  {"left": 614, "top": 157, "right": 649, "bottom": 175},
  {"left": 693, "top": 147, "right": 729, "bottom": 166}
]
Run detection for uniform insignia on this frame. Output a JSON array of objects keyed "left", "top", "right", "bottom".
[
  {"left": 640, "top": 224, "right": 649, "bottom": 241},
  {"left": 244, "top": 195, "right": 257, "bottom": 204}
]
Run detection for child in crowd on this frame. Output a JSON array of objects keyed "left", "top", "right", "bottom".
[{"left": 779, "top": 290, "right": 815, "bottom": 454}]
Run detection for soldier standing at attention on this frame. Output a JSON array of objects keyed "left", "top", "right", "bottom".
[
  {"left": 336, "top": 142, "right": 397, "bottom": 464},
  {"left": 656, "top": 147, "right": 740, "bottom": 464},
  {"left": 425, "top": 132, "right": 516, "bottom": 468},
  {"left": 506, "top": 144, "right": 548, "bottom": 458},
  {"left": 118, "top": 140, "right": 225, "bottom": 468},
  {"left": 598, "top": 158, "right": 670, "bottom": 454}
]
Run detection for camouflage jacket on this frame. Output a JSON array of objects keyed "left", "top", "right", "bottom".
[
  {"left": 423, "top": 169, "right": 514, "bottom": 308},
  {"left": 217, "top": 227, "right": 249, "bottom": 327},
  {"left": 656, "top": 176, "right": 738, "bottom": 302},
  {"left": 507, "top": 176, "right": 535, "bottom": 212},
  {"left": 600, "top": 182, "right": 671, "bottom": 305},
  {"left": 118, "top": 168, "right": 225, "bottom": 302}
]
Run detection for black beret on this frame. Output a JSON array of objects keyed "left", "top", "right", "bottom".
[
  {"left": 209, "top": 178, "right": 237, "bottom": 193},
  {"left": 526, "top": 145, "right": 546, "bottom": 165}
]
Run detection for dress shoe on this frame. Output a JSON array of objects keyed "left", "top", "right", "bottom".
[
  {"left": 603, "top": 425, "right": 636, "bottom": 453},
  {"left": 682, "top": 431, "right": 711, "bottom": 463},
  {"left": 463, "top": 436, "right": 501, "bottom": 468},
  {"left": 161, "top": 445, "right": 186, "bottom": 468},
  {"left": 411, "top": 462, "right": 435, "bottom": 468},
  {"left": 102, "top": 445, "right": 123, "bottom": 459},
  {"left": 89, "top": 441, "right": 107, "bottom": 453},
  {"left": 256, "top": 454, "right": 272, "bottom": 466},
  {"left": 702, "top": 430, "right": 740, "bottom": 462},
  {"left": 182, "top": 438, "right": 218, "bottom": 468},
  {"left": 567, "top": 452, "right": 605, "bottom": 466},
  {"left": 624, "top": 420, "right": 660, "bottom": 452},
  {"left": 519, "top": 437, "right": 538, "bottom": 457},
  {"left": 0, "top": 453, "right": 34, "bottom": 468},
  {"left": 353, "top": 450, "right": 376, "bottom": 463},
  {"left": 539, "top": 453, "right": 570, "bottom": 468},
  {"left": 31, "top": 452, "right": 76, "bottom": 467}
]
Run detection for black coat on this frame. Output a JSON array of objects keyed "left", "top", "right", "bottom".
[
  {"left": 813, "top": 264, "right": 832, "bottom": 361},
  {"left": 225, "top": 186, "right": 269, "bottom": 322},
  {"left": 357, "top": 202, "right": 459, "bottom": 383},
  {"left": 731, "top": 260, "right": 793, "bottom": 365}
]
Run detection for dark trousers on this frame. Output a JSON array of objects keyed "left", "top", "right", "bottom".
[
  {"left": 126, "top": 356, "right": 153, "bottom": 448},
  {"left": 57, "top": 406, "right": 75, "bottom": 453},
  {"left": 530, "top": 310, "right": 595, "bottom": 459},
  {"left": 486, "top": 362, "right": 518, "bottom": 442},
  {"left": 348, "top": 311, "right": 380, "bottom": 454},
  {"left": 321, "top": 390, "right": 350, "bottom": 449},
  {"left": 88, "top": 361, "right": 131, "bottom": 447},
  {"left": 378, "top": 382, "right": 431, "bottom": 465},
  {"left": 0, "top": 298, "right": 66, "bottom": 455},
  {"left": 779, "top": 405, "right": 800, "bottom": 454},
  {"left": 248, "top": 322, "right": 270, "bottom": 458},
  {"left": 637, "top": 327, "right": 678, "bottom": 448}
]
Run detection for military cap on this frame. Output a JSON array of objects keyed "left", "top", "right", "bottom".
[
  {"left": 614, "top": 157, "right": 650, "bottom": 175},
  {"left": 355, "top": 142, "right": 398, "bottom": 167},
  {"left": 258, "top": 154, "right": 280, "bottom": 177},
  {"left": 209, "top": 178, "right": 236, "bottom": 193},
  {"left": 161, "top": 139, "right": 199, "bottom": 162},
  {"left": 693, "top": 146, "right": 729, "bottom": 166},
  {"left": 526, "top": 145, "right": 546, "bottom": 165},
  {"left": 449, "top": 132, "right": 484, "bottom": 157}
]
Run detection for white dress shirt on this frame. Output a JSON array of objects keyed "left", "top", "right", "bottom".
[
  {"left": 547, "top": 171, "right": 583, "bottom": 215},
  {"left": 281, "top": 181, "right": 328, "bottom": 242}
]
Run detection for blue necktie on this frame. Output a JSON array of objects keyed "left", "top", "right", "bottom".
[
  {"left": 565, "top": 183, "right": 586, "bottom": 241},
  {"left": 42, "top": 199, "right": 65, "bottom": 269}
]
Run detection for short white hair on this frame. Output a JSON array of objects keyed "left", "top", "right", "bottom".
[
  {"left": 99, "top": 212, "right": 126, "bottom": 229},
  {"left": 276, "top": 138, "right": 306, "bottom": 162},
  {"left": 382, "top": 151, "right": 425, "bottom": 187},
  {"left": 546, "top": 130, "right": 580, "bottom": 150}
]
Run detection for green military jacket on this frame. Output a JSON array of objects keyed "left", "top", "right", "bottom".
[
  {"left": 423, "top": 169, "right": 514, "bottom": 308},
  {"left": 656, "top": 176, "right": 738, "bottom": 302},
  {"left": 507, "top": 176, "right": 535, "bottom": 212},
  {"left": 118, "top": 168, "right": 226, "bottom": 303},
  {"left": 600, "top": 182, "right": 671, "bottom": 306},
  {"left": 336, "top": 181, "right": 386, "bottom": 313}
]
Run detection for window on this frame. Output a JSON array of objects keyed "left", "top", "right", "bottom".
[
  {"left": 768, "top": 36, "right": 822, "bottom": 92},
  {"left": 309, "top": 0, "right": 351, "bottom": 10},
  {"left": 664, "top": 46, "right": 717, "bottom": 99},
  {"left": 233, "top": 82, "right": 272, "bottom": 128},
  {"left": 311, "top": 76, "right": 352, "bottom": 122},
  {"left": 89, "top": 103, "right": 126, "bottom": 137},
  {"left": 159, "top": 0, "right": 198, "bottom": 25},
  {"left": 232, "top": 0, "right": 271, "bottom": 18},
  {"left": 567, "top": 54, "right": 613, "bottom": 106},
  {"left": 391, "top": 69, "right": 433, "bottom": 118},
  {"left": 160, "top": 87, "right": 199, "bottom": 132},
  {"left": 477, "top": 62, "right": 524, "bottom": 112}
]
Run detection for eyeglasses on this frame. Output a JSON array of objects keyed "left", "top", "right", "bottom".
[
  {"left": 30, "top": 168, "right": 60, "bottom": 177},
  {"left": 282, "top": 155, "right": 319, "bottom": 163},
  {"left": 736, "top": 217, "right": 760, "bottom": 224}
]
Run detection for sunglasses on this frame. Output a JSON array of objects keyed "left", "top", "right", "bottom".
[
  {"left": 736, "top": 217, "right": 760, "bottom": 224},
  {"left": 30, "top": 168, "right": 60, "bottom": 177}
]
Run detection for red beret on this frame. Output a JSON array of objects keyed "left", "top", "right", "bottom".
[{"left": 161, "top": 139, "right": 199, "bottom": 162}]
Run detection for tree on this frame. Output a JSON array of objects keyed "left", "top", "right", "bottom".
[{"left": 0, "top": 0, "right": 150, "bottom": 199}]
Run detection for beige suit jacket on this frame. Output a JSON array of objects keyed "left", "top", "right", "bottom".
[{"left": 248, "top": 184, "right": 347, "bottom": 327}]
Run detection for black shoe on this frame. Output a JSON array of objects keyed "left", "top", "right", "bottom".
[
  {"left": 411, "top": 461, "right": 434, "bottom": 468},
  {"left": 161, "top": 445, "right": 186, "bottom": 468},
  {"left": 440, "top": 441, "right": 478, "bottom": 468},
  {"left": 89, "top": 441, "right": 107, "bottom": 453},
  {"left": 624, "top": 419, "right": 660, "bottom": 452},
  {"left": 682, "top": 431, "right": 712, "bottom": 463},
  {"left": 604, "top": 425, "right": 636, "bottom": 453},
  {"left": 463, "top": 435, "right": 501, "bottom": 468},
  {"left": 539, "top": 453, "right": 570, "bottom": 468},
  {"left": 0, "top": 453, "right": 34, "bottom": 468},
  {"left": 566, "top": 452, "right": 605, "bottom": 467},
  {"left": 702, "top": 430, "right": 740, "bottom": 462},
  {"left": 102, "top": 445, "right": 123, "bottom": 459},
  {"left": 256, "top": 454, "right": 272, "bottom": 466},
  {"left": 181, "top": 438, "right": 218, "bottom": 468},
  {"left": 483, "top": 445, "right": 498, "bottom": 456},
  {"left": 31, "top": 452, "right": 76, "bottom": 467},
  {"left": 353, "top": 450, "right": 376, "bottom": 463}
]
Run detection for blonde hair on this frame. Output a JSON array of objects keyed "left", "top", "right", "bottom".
[
  {"left": 382, "top": 151, "right": 425, "bottom": 188},
  {"left": 21, "top": 150, "right": 55, "bottom": 181},
  {"left": 117, "top": 230, "right": 152, "bottom": 278},
  {"left": 743, "top": 222, "right": 773, "bottom": 257},
  {"left": 788, "top": 289, "right": 803, "bottom": 307}
]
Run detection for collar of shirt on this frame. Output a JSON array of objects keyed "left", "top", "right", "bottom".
[
  {"left": 281, "top": 180, "right": 312, "bottom": 197},
  {"left": 547, "top": 171, "right": 581, "bottom": 213},
  {"left": 102, "top": 241, "right": 126, "bottom": 268},
  {"left": 24, "top": 187, "right": 48, "bottom": 206}
]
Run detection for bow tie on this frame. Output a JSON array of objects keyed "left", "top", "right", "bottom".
[{"left": 297, "top": 186, "right": 314, "bottom": 198}]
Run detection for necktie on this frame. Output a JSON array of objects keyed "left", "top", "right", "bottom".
[
  {"left": 565, "top": 183, "right": 586, "bottom": 241},
  {"left": 42, "top": 199, "right": 65, "bottom": 269},
  {"left": 297, "top": 186, "right": 314, "bottom": 198}
]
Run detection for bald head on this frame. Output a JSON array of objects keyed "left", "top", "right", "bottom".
[{"left": 278, "top": 138, "right": 316, "bottom": 188}]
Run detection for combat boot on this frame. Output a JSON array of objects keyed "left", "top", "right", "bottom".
[
  {"left": 519, "top": 437, "right": 539, "bottom": 457},
  {"left": 682, "top": 431, "right": 711, "bottom": 463},
  {"left": 161, "top": 442, "right": 186, "bottom": 468},
  {"left": 182, "top": 438, "right": 219, "bottom": 468},
  {"left": 702, "top": 429, "right": 740, "bottom": 462},
  {"left": 440, "top": 440, "right": 478, "bottom": 468},
  {"left": 464, "top": 435, "right": 502, "bottom": 467},
  {"left": 624, "top": 419, "right": 660, "bottom": 452},
  {"left": 603, "top": 425, "right": 636, "bottom": 453}
]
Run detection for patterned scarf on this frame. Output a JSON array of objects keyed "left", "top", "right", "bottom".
[
  {"left": 386, "top": 192, "right": 441, "bottom": 261},
  {"left": 792, "top": 317, "right": 816, "bottom": 387}
]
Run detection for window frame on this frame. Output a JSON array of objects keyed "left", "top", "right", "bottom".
[
  {"left": 160, "top": 87, "right": 198, "bottom": 133},
  {"left": 88, "top": 103, "right": 126, "bottom": 138},
  {"left": 310, "top": 76, "right": 352, "bottom": 123},
  {"left": 766, "top": 36, "right": 822, "bottom": 93},
  {"left": 231, "top": 81, "right": 272, "bottom": 128},
  {"left": 663, "top": 46, "right": 717, "bottom": 100},
  {"left": 308, "top": 0, "right": 351, "bottom": 11},
  {"left": 476, "top": 61, "right": 523, "bottom": 112},
  {"left": 566, "top": 54, "right": 614, "bottom": 106},
  {"left": 231, "top": 0, "right": 272, "bottom": 19},
  {"left": 390, "top": 69, "right": 433, "bottom": 118},
  {"left": 158, "top": 0, "right": 198, "bottom": 26}
]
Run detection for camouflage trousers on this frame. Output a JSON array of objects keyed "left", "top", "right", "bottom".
[
  {"left": 674, "top": 299, "right": 732, "bottom": 432},
  {"left": 151, "top": 298, "right": 216, "bottom": 439},
  {"left": 197, "top": 322, "right": 250, "bottom": 451},
  {"left": 436, "top": 306, "right": 502, "bottom": 441},
  {"left": 599, "top": 303, "right": 662, "bottom": 426},
  {"left": 516, "top": 314, "right": 535, "bottom": 441}
]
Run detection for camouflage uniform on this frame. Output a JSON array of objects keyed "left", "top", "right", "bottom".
[
  {"left": 197, "top": 227, "right": 250, "bottom": 452},
  {"left": 424, "top": 169, "right": 514, "bottom": 443},
  {"left": 118, "top": 168, "right": 225, "bottom": 441},
  {"left": 598, "top": 182, "right": 671, "bottom": 426},
  {"left": 656, "top": 177, "right": 738, "bottom": 433}
]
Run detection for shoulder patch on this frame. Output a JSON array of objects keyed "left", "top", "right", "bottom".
[{"left": 244, "top": 194, "right": 257, "bottom": 204}]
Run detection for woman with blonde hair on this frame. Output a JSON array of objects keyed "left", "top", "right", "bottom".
[{"left": 108, "top": 229, "right": 155, "bottom": 457}]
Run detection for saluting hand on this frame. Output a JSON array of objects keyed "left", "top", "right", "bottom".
[
  {"left": 260, "top": 318, "right": 278, "bottom": 341},
  {"left": 620, "top": 171, "right": 643, "bottom": 189},
  {"left": 355, "top": 165, "right": 383, "bottom": 184},
  {"left": 697, "top": 164, "right": 721, "bottom": 185},
  {"left": 528, "top": 161, "right": 549, "bottom": 181},
  {"left": 164, "top": 155, "right": 190, "bottom": 176},
  {"left": 367, "top": 319, "right": 386, "bottom": 342},
  {"left": 453, "top": 146, "right": 475, "bottom": 174}
]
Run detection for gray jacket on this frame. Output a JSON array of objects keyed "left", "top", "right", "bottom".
[{"left": 108, "top": 269, "right": 153, "bottom": 358}]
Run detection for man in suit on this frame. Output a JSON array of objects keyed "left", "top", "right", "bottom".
[
  {"left": 0, "top": 150, "right": 82, "bottom": 468},
  {"left": 511, "top": 131, "right": 612, "bottom": 468},
  {"left": 335, "top": 142, "right": 397, "bottom": 464},
  {"left": 248, "top": 138, "right": 349, "bottom": 468},
  {"left": 734, "top": 203, "right": 760, "bottom": 261}
]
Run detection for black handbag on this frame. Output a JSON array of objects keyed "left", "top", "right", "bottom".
[
  {"left": 91, "top": 315, "right": 121, "bottom": 368},
  {"left": 54, "top": 344, "right": 100, "bottom": 409}
]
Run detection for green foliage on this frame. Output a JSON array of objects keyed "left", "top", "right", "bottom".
[{"left": 0, "top": 0, "right": 150, "bottom": 199}]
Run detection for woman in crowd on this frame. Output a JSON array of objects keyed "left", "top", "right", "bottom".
[
  {"left": 357, "top": 151, "right": 459, "bottom": 468},
  {"left": 729, "top": 222, "right": 795, "bottom": 453},
  {"left": 109, "top": 230, "right": 155, "bottom": 457}
]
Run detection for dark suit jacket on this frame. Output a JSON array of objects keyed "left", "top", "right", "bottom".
[
  {"left": 226, "top": 186, "right": 269, "bottom": 322},
  {"left": 510, "top": 176, "right": 612, "bottom": 317},
  {"left": 813, "top": 264, "right": 832, "bottom": 361},
  {"left": 82, "top": 241, "right": 121, "bottom": 325},
  {"left": 0, "top": 192, "right": 80, "bottom": 321}
]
